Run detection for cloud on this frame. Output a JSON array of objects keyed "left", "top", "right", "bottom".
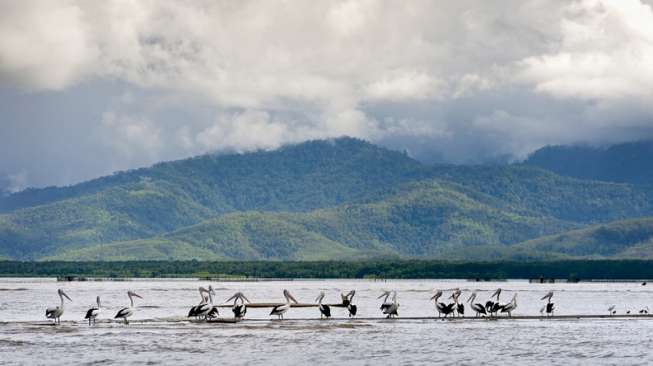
[
  {"left": 1, "top": 1, "right": 653, "bottom": 187},
  {"left": 518, "top": 0, "right": 653, "bottom": 102}
]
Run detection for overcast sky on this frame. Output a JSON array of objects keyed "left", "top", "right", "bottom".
[{"left": 2, "top": 0, "right": 653, "bottom": 190}]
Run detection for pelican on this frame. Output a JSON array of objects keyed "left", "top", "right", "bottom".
[
  {"left": 438, "top": 302, "right": 455, "bottom": 318},
  {"left": 378, "top": 290, "right": 393, "bottom": 312},
  {"left": 450, "top": 290, "right": 464, "bottom": 317},
  {"left": 491, "top": 288, "right": 502, "bottom": 302},
  {"left": 114, "top": 290, "right": 142, "bottom": 324},
  {"left": 188, "top": 286, "right": 210, "bottom": 319},
  {"left": 226, "top": 292, "right": 250, "bottom": 319},
  {"left": 193, "top": 286, "right": 218, "bottom": 320},
  {"left": 206, "top": 285, "right": 219, "bottom": 319},
  {"left": 541, "top": 291, "right": 554, "bottom": 317},
  {"left": 84, "top": 296, "right": 101, "bottom": 326},
  {"left": 270, "top": 289, "right": 298, "bottom": 320},
  {"left": 315, "top": 292, "right": 331, "bottom": 319},
  {"left": 608, "top": 305, "right": 616, "bottom": 315},
  {"left": 45, "top": 289, "right": 72, "bottom": 324},
  {"left": 467, "top": 292, "right": 487, "bottom": 317},
  {"left": 431, "top": 290, "right": 445, "bottom": 317},
  {"left": 499, "top": 293, "right": 518, "bottom": 317},
  {"left": 639, "top": 306, "right": 649, "bottom": 314},
  {"left": 381, "top": 291, "right": 399, "bottom": 318},
  {"left": 342, "top": 290, "right": 357, "bottom": 317}
]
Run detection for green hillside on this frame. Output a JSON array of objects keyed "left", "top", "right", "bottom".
[
  {"left": 509, "top": 217, "right": 653, "bottom": 259},
  {"left": 4, "top": 138, "right": 653, "bottom": 261},
  {"left": 0, "top": 138, "right": 429, "bottom": 213},
  {"left": 48, "top": 180, "right": 574, "bottom": 261}
]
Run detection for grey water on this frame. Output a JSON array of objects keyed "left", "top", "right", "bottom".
[{"left": 1, "top": 278, "right": 653, "bottom": 365}]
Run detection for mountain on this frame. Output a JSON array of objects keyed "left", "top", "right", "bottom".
[
  {"left": 46, "top": 180, "right": 572, "bottom": 261},
  {"left": 3, "top": 137, "right": 653, "bottom": 261},
  {"left": 524, "top": 140, "right": 653, "bottom": 185},
  {"left": 508, "top": 217, "right": 653, "bottom": 260},
  {"left": 0, "top": 138, "right": 434, "bottom": 259}
]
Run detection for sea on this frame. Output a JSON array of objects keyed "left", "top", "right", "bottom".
[{"left": 1, "top": 278, "right": 652, "bottom": 365}]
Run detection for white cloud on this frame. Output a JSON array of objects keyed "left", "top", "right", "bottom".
[{"left": 518, "top": 0, "right": 653, "bottom": 101}]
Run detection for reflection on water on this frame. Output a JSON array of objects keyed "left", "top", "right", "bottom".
[{"left": 1, "top": 278, "right": 653, "bottom": 365}]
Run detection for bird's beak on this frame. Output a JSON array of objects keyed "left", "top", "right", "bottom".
[
  {"left": 62, "top": 291, "right": 72, "bottom": 301},
  {"left": 225, "top": 293, "right": 238, "bottom": 303},
  {"left": 287, "top": 292, "right": 299, "bottom": 304},
  {"left": 377, "top": 291, "right": 389, "bottom": 299},
  {"left": 133, "top": 293, "right": 143, "bottom": 299},
  {"left": 240, "top": 294, "right": 251, "bottom": 303}
]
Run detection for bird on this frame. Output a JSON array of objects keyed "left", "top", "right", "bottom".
[
  {"left": 499, "top": 293, "right": 518, "bottom": 317},
  {"left": 188, "top": 286, "right": 210, "bottom": 320},
  {"left": 639, "top": 306, "right": 649, "bottom": 314},
  {"left": 46, "top": 289, "right": 72, "bottom": 325},
  {"left": 84, "top": 296, "right": 101, "bottom": 326},
  {"left": 380, "top": 291, "right": 399, "bottom": 318},
  {"left": 491, "top": 288, "right": 502, "bottom": 302},
  {"left": 341, "top": 290, "right": 355, "bottom": 307},
  {"left": 114, "top": 290, "right": 143, "bottom": 324},
  {"left": 226, "top": 292, "right": 250, "bottom": 319},
  {"left": 206, "top": 285, "right": 220, "bottom": 319},
  {"left": 449, "top": 289, "right": 464, "bottom": 317},
  {"left": 378, "top": 290, "right": 394, "bottom": 313},
  {"left": 437, "top": 302, "right": 455, "bottom": 318},
  {"left": 467, "top": 292, "right": 487, "bottom": 317},
  {"left": 541, "top": 291, "right": 555, "bottom": 317},
  {"left": 342, "top": 290, "right": 357, "bottom": 317},
  {"left": 431, "top": 290, "right": 445, "bottom": 317},
  {"left": 270, "top": 289, "right": 298, "bottom": 320},
  {"left": 608, "top": 305, "right": 616, "bottom": 315},
  {"left": 315, "top": 292, "right": 331, "bottom": 319}
]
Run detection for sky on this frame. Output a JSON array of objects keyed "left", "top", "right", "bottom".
[{"left": 2, "top": 0, "right": 653, "bottom": 191}]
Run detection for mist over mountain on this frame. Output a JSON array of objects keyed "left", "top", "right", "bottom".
[
  {"left": 524, "top": 140, "right": 653, "bottom": 185},
  {"left": 2, "top": 137, "right": 653, "bottom": 261}
]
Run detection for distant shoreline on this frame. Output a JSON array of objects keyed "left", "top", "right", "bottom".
[{"left": 1, "top": 260, "right": 653, "bottom": 281}]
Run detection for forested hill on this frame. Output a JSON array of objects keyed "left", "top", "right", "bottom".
[
  {"left": 524, "top": 140, "right": 653, "bottom": 185},
  {"left": 3, "top": 137, "right": 653, "bottom": 261},
  {"left": 0, "top": 138, "right": 430, "bottom": 213}
]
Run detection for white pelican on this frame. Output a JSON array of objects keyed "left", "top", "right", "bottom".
[
  {"left": 380, "top": 291, "right": 399, "bottom": 318},
  {"left": 114, "top": 290, "right": 143, "bottom": 324},
  {"left": 499, "top": 293, "right": 518, "bottom": 317},
  {"left": 46, "top": 289, "right": 72, "bottom": 325},
  {"left": 270, "top": 289, "right": 298, "bottom": 320},
  {"left": 608, "top": 305, "right": 616, "bottom": 315},
  {"left": 84, "top": 296, "right": 101, "bottom": 326},
  {"left": 226, "top": 292, "right": 250, "bottom": 319},
  {"left": 188, "top": 286, "right": 210, "bottom": 319},
  {"left": 343, "top": 290, "right": 357, "bottom": 317},
  {"left": 315, "top": 292, "right": 331, "bottom": 319},
  {"left": 467, "top": 292, "right": 487, "bottom": 317}
]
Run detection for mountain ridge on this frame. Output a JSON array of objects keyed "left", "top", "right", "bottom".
[{"left": 3, "top": 137, "right": 653, "bottom": 261}]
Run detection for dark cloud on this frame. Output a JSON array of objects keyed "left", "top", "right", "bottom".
[{"left": 1, "top": 1, "right": 653, "bottom": 188}]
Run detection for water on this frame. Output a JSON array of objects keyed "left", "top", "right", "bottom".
[{"left": 1, "top": 278, "right": 652, "bottom": 365}]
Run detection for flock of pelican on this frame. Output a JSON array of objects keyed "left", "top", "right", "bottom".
[{"left": 44, "top": 286, "right": 645, "bottom": 325}]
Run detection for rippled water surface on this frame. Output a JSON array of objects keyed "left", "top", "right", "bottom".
[{"left": 1, "top": 278, "right": 653, "bottom": 365}]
